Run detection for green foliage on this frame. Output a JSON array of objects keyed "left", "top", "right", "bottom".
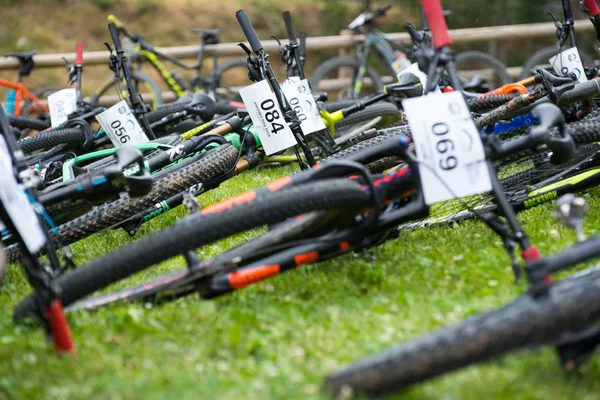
[
  {"left": 94, "top": 0, "right": 120, "bottom": 12},
  {"left": 136, "top": 0, "right": 160, "bottom": 15}
]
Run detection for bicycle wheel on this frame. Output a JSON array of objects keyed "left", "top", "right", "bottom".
[
  {"left": 519, "top": 47, "right": 595, "bottom": 80},
  {"left": 88, "top": 70, "right": 163, "bottom": 109},
  {"left": 310, "top": 56, "right": 384, "bottom": 100},
  {"left": 334, "top": 102, "right": 400, "bottom": 138},
  {"left": 324, "top": 266, "right": 600, "bottom": 397},
  {"left": 4, "top": 144, "right": 239, "bottom": 264},
  {"left": 456, "top": 51, "right": 512, "bottom": 88},
  {"left": 13, "top": 179, "right": 369, "bottom": 319},
  {"left": 20, "top": 86, "right": 60, "bottom": 117},
  {"left": 8, "top": 115, "right": 50, "bottom": 132},
  {"left": 18, "top": 127, "right": 86, "bottom": 153},
  {"left": 213, "top": 57, "right": 249, "bottom": 101}
]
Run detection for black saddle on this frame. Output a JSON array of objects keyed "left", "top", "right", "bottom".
[
  {"left": 190, "top": 29, "right": 220, "bottom": 44},
  {"left": 5, "top": 50, "right": 36, "bottom": 78}
]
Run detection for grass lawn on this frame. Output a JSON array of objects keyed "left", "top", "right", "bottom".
[{"left": 3, "top": 165, "right": 600, "bottom": 400}]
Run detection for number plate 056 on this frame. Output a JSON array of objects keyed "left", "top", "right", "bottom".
[
  {"left": 96, "top": 100, "right": 149, "bottom": 147},
  {"left": 403, "top": 91, "right": 492, "bottom": 205}
]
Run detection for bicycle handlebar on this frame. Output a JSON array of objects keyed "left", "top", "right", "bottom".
[
  {"left": 107, "top": 14, "right": 123, "bottom": 29},
  {"left": 421, "top": 0, "right": 452, "bottom": 49},
  {"left": 585, "top": 0, "right": 600, "bottom": 17},
  {"left": 557, "top": 78, "right": 600, "bottom": 105},
  {"left": 299, "top": 31, "right": 306, "bottom": 58},
  {"left": 75, "top": 42, "right": 83, "bottom": 66},
  {"left": 108, "top": 23, "right": 122, "bottom": 53},
  {"left": 491, "top": 103, "right": 573, "bottom": 164},
  {"left": 562, "top": 0, "right": 574, "bottom": 20},
  {"left": 374, "top": 4, "right": 393, "bottom": 17},
  {"left": 236, "top": 10, "right": 263, "bottom": 54},
  {"left": 283, "top": 11, "right": 297, "bottom": 45}
]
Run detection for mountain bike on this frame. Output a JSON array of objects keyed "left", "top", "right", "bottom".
[
  {"left": 518, "top": 0, "right": 597, "bottom": 80},
  {"left": 309, "top": 2, "right": 510, "bottom": 99},
  {"left": 0, "top": 50, "right": 51, "bottom": 116},
  {"left": 89, "top": 15, "right": 248, "bottom": 108},
  {"left": 10, "top": 4, "right": 578, "bottom": 324}
]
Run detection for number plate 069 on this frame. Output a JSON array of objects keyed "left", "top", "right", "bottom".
[{"left": 403, "top": 91, "right": 492, "bottom": 205}]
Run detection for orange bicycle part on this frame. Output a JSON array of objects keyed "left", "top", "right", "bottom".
[
  {"left": 0, "top": 79, "right": 49, "bottom": 116},
  {"left": 479, "top": 83, "right": 528, "bottom": 98},
  {"left": 517, "top": 76, "right": 536, "bottom": 87}
]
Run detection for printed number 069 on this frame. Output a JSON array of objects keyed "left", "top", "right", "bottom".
[{"left": 432, "top": 122, "right": 457, "bottom": 171}]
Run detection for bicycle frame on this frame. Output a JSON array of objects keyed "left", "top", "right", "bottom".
[
  {"left": 353, "top": 29, "right": 407, "bottom": 95},
  {"left": 0, "top": 79, "right": 49, "bottom": 116}
]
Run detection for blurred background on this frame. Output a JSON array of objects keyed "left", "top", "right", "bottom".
[{"left": 0, "top": 0, "right": 595, "bottom": 96}]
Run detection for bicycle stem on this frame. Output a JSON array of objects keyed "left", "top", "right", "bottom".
[
  {"left": 283, "top": 11, "right": 306, "bottom": 80},
  {"left": 108, "top": 23, "right": 156, "bottom": 140},
  {"left": 236, "top": 10, "right": 315, "bottom": 168}
]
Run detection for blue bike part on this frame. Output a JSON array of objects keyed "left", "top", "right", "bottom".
[{"left": 483, "top": 112, "right": 537, "bottom": 135}]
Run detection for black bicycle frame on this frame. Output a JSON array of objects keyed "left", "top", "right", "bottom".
[{"left": 353, "top": 29, "right": 409, "bottom": 95}]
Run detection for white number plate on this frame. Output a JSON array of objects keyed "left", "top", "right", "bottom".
[
  {"left": 0, "top": 136, "right": 46, "bottom": 253},
  {"left": 96, "top": 100, "right": 149, "bottom": 147},
  {"left": 239, "top": 80, "right": 296, "bottom": 155},
  {"left": 48, "top": 88, "right": 77, "bottom": 128},
  {"left": 403, "top": 91, "right": 492, "bottom": 205},
  {"left": 549, "top": 47, "right": 587, "bottom": 83},
  {"left": 282, "top": 77, "right": 326, "bottom": 135}
]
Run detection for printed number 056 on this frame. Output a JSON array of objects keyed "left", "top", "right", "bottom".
[{"left": 111, "top": 120, "right": 131, "bottom": 144}]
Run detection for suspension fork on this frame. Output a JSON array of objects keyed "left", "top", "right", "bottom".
[{"left": 354, "top": 39, "right": 373, "bottom": 95}]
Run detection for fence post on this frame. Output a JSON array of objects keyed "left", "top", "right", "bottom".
[
  {"left": 338, "top": 29, "right": 354, "bottom": 81},
  {"left": 487, "top": 39, "right": 506, "bottom": 64}
]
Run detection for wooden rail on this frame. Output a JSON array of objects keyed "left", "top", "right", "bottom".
[{"left": 0, "top": 19, "right": 593, "bottom": 70}]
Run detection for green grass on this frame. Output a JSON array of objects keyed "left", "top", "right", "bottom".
[{"left": 3, "top": 167, "right": 600, "bottom": 400}]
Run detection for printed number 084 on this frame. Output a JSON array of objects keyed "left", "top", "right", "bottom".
[{"left": 261, "top": 99, "right": 285, "bottom": 135}]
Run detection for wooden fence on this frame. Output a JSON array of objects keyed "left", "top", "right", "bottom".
[
  {"left": 0, "top": 19, "right": 593, "bottom": 70},
  {"left": 1, "top": 19, "right": 594, "bottom": 103}
]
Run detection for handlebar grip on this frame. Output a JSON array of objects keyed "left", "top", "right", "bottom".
[
  {"left": 374, "top": 4, "right": 393, "bottom": 17},
  {"left": 236, "top": 10, "right": 263, "bottom": 54},
  {"left": 585, "top": 0, "right": 600, "bottom": 17},
  {"left": 562, "top": 0, "right": 574, "bottom": 20},
  {"left": 107, "top": 14, "right": 123, "bottom": 28},
  {"left": 283, "top": 11, "right": 297, "bottom": 44},
  {"left": 299, "top": 32, "right": 307, "bottom": 58},
  {"left": 108, "top": 23, "right": 123, "bottom": 53},
  {"left": 421, "top": 0, "right": 452, "bottom": 49},
  {"left": 557, "top": 78, "right": 600, "bottom": 106},
  {"left": 75, "top": 42, "right": 84, "bottom": 66}
]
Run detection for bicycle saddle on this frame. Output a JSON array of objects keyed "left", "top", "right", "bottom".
[
  {"left": 191, "top": 29, "right": 220, "bottom": 44},
  {"left": 4, "top": 50, "right": 36, "bottom": 60},
  {"left": 5, "top": 50, "right": 36, "bottom": 78}
]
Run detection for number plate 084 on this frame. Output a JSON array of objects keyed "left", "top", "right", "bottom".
[
  {"left": 239, "top": 80, "right": 296, "bottom": 155},
  {"left": 403, "top": 91, "right": 492, "bottom": 205}
]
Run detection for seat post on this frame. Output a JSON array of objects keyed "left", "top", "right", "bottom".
[{"left": 196, "top": 38, "right": 206, "bottom": 76}]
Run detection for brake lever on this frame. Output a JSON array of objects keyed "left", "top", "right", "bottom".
[
  {"left": 103, "top": 147, "right": 152, "bottom": 198},
  {"left": 530, "top": 102, "right": 574, "bottom": 164},
  {"left": 383, "top": 72, "right": 424, "bottom": 98},
  {"left": 185, "top": 92, "right": 217, "bottom": 121},
  {"left": 539, "top": 69, "right": 577, "bottom": 103},
  {"left": 238, "top": 43, "right": 262, "bottom": 82}
]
